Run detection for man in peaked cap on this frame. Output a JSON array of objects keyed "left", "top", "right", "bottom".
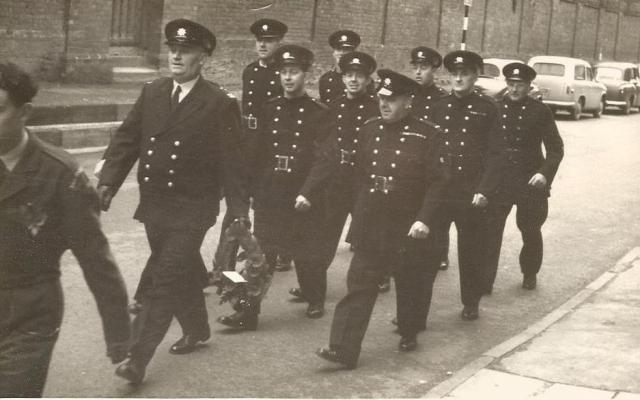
[
  {"left": 315, "top": 69, "right": 447, "bottom": 367},
  {"left": 232, "top": 44, "right": 331, "bottom": 327},
  {"left": 319, "top": 30, "right": 362, "bottom": 105},
  {"left": 98, "top": 18, "right": 249, "bottom": 383},
  {"left": 0, "top": 62, "right": 130, "bottom": 397},
  {"left": 428, "top": 49, "right": 503, "bottom": 322},
  {"left": 290, "top": 51, "right": 380, "bottom": 308},
  {"left": 482, "top": 62, "right": 563, "bottom": 293}
]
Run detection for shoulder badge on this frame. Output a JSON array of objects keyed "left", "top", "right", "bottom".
[{"left": 363, "top": 116, "right": 382, "bottom": 125}]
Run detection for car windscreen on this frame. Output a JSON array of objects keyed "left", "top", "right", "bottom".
[
  {"left": 532, "top": 63, "right": 565, "bottom": 77},
  {"left": 481, "top": 63, "right": 500, "bottom": 78},
  {"left": 595, "top": 67, "right": 623, "bottom": 80}
]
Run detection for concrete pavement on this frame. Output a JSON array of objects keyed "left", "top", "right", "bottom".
[{"left": 425, "top": 247, "right": 640, "bottom": 399}]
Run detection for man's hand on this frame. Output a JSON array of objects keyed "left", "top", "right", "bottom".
[
  {"left": 295, "top": 195, "right": 311, "bottom": 212},
  {"left": 528, "top": 173, "right": 547, "bottom": 189},
  {"left": 408, "top": 221, "right": 430, "bottom": 239},
  {"left": 97, "top": 185, "right": 114, "bottom": 211},
  {"left": 471, "top": 193, "right": 488, "bottom": 208},
  {"left": 106, "top": 341, "right": 129, "bottom": 364}
]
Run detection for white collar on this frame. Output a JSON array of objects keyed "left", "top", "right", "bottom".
[
  {"left": 0, "top": 129, "right": 29, "bottom": 172},
  {"left": 172, "top": 75, "right": 200, "bottom": 100}
]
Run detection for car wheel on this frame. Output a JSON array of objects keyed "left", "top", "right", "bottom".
[
  {"left": 570, "top": 101, "right": 582, "bottom": 121},
  {"left": 592, "top": 98, "right": 604, "bottom": 118},
  {"left": 622, "top": 98, "right": 631, "bottom": 115}
]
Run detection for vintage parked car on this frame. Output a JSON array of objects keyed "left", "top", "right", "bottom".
[
  {"left": 528, "top": 55, "right": 606, "bottom": 120},
  {"left": 476, "top": 58, "right": 541, "bottom": 100},
  {"left": 594, "top": 62, "right": 640, "bottom": 114}
]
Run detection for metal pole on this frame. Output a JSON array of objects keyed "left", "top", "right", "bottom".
[{"left": 461, "top": 0, "right": 473, "bottom": 50}]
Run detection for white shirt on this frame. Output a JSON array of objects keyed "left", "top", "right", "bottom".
[
  {"left": 172, "top": 76, "right": 200, "bottom": 103},
  {"left": 0, "top": 129, "right": 29, "bottom": 172}
]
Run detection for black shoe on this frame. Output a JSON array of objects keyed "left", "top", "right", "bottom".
[
  {"left": 217, "top": 310, "right": 258, "bottom": 331},
  {"left": 115, "top": 359, "right": 145, "bottom": 384},
  {"left": 306, "top": 303, "right": 325, "bottom": 319},
  {"left": 461, "top": 305, "right": 479, "bottom": 321},
  {"left": 127, "top": 302, "right": 143, "bottom": 315},
  {"left": 439, "top": 258, "right": 449, "bottom": 271},
  {"left": 275, "top": 257, "right": 292, "bottom": 272},
  {"left": 315, "top": 347, "right": 357, "bottom": 369},
  {"left": 522, "top": 275, "right": 537, "bottom": 290},
  {"left": 168, "top": 332, "right": 210, "bottom": 355},
  {"left": 288, "top": 287, "right": 306, "bottom": 302},
  {"left": 399, "top": 336, "right": 418, "bottom": 352},
  {"left": 378, "top": 280, "right": 391, "bottom": 293}
]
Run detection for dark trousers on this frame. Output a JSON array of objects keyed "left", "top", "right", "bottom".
[
  {"left": 0, "top": 280, "right": 63, "bottom": 397},
  {"left": 438, "top": 198, "right": 487, "bottom": 307},
  {"left": 129, "top": 223, "right": 210, "bottom": 368},
  {"left": 433, "top": 221, "right": 452, "bottom": 263},
  {"left": 484, "top": 192, "right": 549, "bottom": 290},
  {"left": 329, "top": 240, "right": 437, "bottom": 364},
  {"left": 214, "top": 208, "right": 240, "bottom": 270},
  {"left": 320, "top": 183, "right": 354, "bottom": 269},
  {"left": 254, "top": 206, "right": 326, "bottom": 305}
]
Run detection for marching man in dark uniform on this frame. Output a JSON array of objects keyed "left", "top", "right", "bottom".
[
  {"left": 242, "top": 44, "right": 330, "bottom": 323},
  {"left": 483, "top": 62, "right": 564, "bottom": 292},
  {"left": 0, "top": 62, "right": 130, "bottom": 397},
  {"left": 97, "top": 19, "right": 248, "bottom": 383},
  {"left": 410, "top": 46, "right": 451, "bottom": 272},
  {"left": 429, "top": 51, "right": 502, "bottom": 321},
  {"left": 290, "top": 51, "right": 380, "bottom": 304},
  {"left": 319, "top": 30, "right": 362, "bottom": 105},
  {"left": 315, "top": 70, "right": 447, "bottom": 369}
]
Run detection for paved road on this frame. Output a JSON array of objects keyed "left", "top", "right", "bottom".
[{"left": 43, "top": 110, "right": 640, "bottom": 397}]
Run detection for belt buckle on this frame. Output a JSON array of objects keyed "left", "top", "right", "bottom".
[
  {"left": 247, "top": 116, "right": 257, "bottom": 130},
  {"left": 275, "top": 155, "right": 290, "bottom": 172},
  {"left": 340, "top": 149, "right": 353, "bottom": 165},
  {"left": 373, "top": 175, "right": 389, "bottom": 193}
]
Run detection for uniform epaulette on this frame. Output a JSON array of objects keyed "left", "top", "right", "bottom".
[
  {"left": 475, "top": 92, "right": 498, "bottom": 105},
  {"left": 35, "top": 136, "right": 79, "bottom": 172},
  {"left": 266, "top": 95, "right": 283, "bottom": 104},
  {"left": 414, "top": 117, "right": 440, "bottom": 131},
  {"left": 311, "top": 97, "right": 329, "bottom": 110},
  {"left": 363, "top": 116, "right": 382, "bottom": 125}
]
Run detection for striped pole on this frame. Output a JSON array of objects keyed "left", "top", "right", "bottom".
[{"left": 461, "top": 0, "right": 473, "bottom": 50}]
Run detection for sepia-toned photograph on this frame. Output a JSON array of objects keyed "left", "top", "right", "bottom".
[{"left": 1, "top": 0, "right": 639, "bottom": 398}]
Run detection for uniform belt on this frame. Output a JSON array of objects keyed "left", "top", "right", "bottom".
[
  {"left": 368, "top": 175, "right": 397, "bottom": 194},
  {"left": 242, "top": 115, "right": 258, "bottom": 130},
  {"left": 274, "top": 155, "right": 294, "bottom": 173},
  {"left": 340, "top": 149, "right": 355, "bottom": 165}
]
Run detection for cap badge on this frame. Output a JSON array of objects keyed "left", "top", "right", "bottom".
[
  {"left": 282, "top": 51, "right": 292, "bottom": 59},
  {"left": 352, "top": 58, "right": 361, "bottom": 64},
  {"left": 177, "top": 28, "right": 187, "bottom": 39},
  {"left": 384, "top": 77, "right": 391, "bottom": 86},
  {"left": 456, "top": 56, "right": 464, "bottom": 63},
  {"left": 262, "top": 24, "right": 268, "bottom": 31},
  {"left": 513, "top": 68, "right": 520, "bottom": 75},
  {"left": 341, "top": 35, "right": 348, "bottom": 42},
  {"left": 418, "top": 51, "right": 424, "bottom": 58}
]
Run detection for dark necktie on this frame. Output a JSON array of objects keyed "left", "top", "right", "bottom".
[
  {"left": 0, "top": 160, "right": 8, "bottom": 186},
  {"left": 171, "top": 85, "right": 182, "bottom": 110}
]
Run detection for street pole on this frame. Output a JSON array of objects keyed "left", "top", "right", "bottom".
[{"left": 461, "top": 0, "right": 473, "bottom": 50}]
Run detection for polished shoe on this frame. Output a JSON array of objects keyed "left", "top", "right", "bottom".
[
  {"left": 115, "top": 359, "right": 145, "bottom": 384},
  {"left": 306, "top": 303, "right": 325, "bottom": 319},
  {"left": 168, "top": 332, "right": 210, "bottom": 355},
  {"left": 522, "top": 274, "right": 537, "bottom": 290},
  {"left": 217, "top": 310, "right": 258, "bottom": 331},
  {"left": 127, "top": 302, "right": 143, "bottom": 315},
  {"left": 377, "top": 280, "right": 391, "bottom": 293},
  {"left": 461, "top": 305, "right": 479, "bottom": 321},
  {"left": 288, "top": 287, "right": 306, "bottom": 301},
  {"left": 439, "top": 258, "right": 449, "bottom": 271},
  {"left": 315, "top": 347, "right": 357, "bottom": 369},
  {"left": 399, "top": 336, "right": 418, "bottom": 352}
]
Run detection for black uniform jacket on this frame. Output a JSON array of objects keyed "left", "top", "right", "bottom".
[
  {"left": 0, "top": 133, "right": 130, "bottom": 346},
  {"left": 411, "top": 84, "right": 447, "bottom": 122},
  {"left": 241, "top": 60, "right": 283, "bottom": 130},
  {"left": 429, "top": 92, "right": 502, "bottom": 198},
  {"left": 251, "top": 93, "right": 330, "bottom": 210},
  {"left": 495, "top": 96, "right": 564, "bottom": 197},
  {"left": 303, "top": 115, "right": 448, "bottom": 252},
  {"left": 99, "top": 76, "right": 249, "bottom": 229}
]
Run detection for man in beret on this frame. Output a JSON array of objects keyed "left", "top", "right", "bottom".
[
  {"left": 240, "top": 19, "right": 293, "bottom": 272},
  {"left": 98, "top": 19, "right": 249, "bottom": 383},
  {"left": 230, "top": 44, "right": 330, "bottom": 326},
  {"left": 315, "top": 69, "right": 447, "bottom": 368},
  {"left": 0, "top": 62, "right": 130, "bottom": 396},
  {"left": 429, "top": 50, "right": 502, "bottom": 321},
  {"left": 290, "top": 51, "right": 380, "bottom": 306},
  {"left": 319, "top": 30, "right": 362, "bottom": 105},
  {"left": 482, "top": 62, "right": 563, "bottom": 293}
]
